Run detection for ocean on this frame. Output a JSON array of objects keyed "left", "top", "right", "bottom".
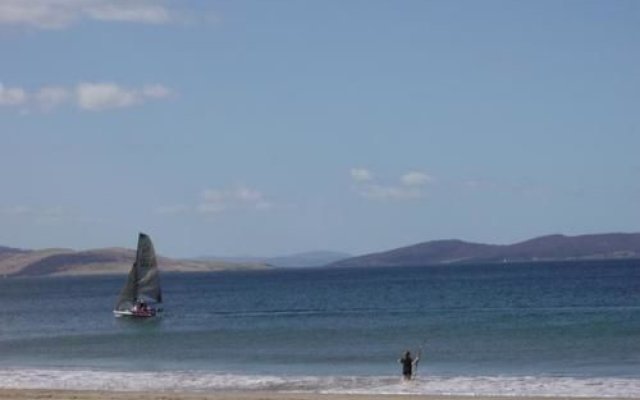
[{"left": 0, "top": 260, "right": 639, "bottom": 397}]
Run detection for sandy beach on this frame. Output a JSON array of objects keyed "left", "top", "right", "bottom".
[{"left": 0, "top": 389, "right": 631, "bottom": 400}]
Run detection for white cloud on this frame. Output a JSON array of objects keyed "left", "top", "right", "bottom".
[
  {"left": 350, "top": 168, "right": 374, "bottom": 183},
  {"left": 0, "top": 0, "right": 175, "bottom": 30},
  {"left": 76, "top": 83, "right": 138, "bottom": 110},
  {"left": 198, "top": 185, "right": 272, "bottom": 215},
  {"left": 76, "top": 82, "right": 171, "bottom": 111},
  {"left": 401, "top": 171, "right": 433, "bottom": 186},
  {"left": 351, "top": 168, "right": 434, "bottom": 201},
  {"left": 0, "top": 0, "right": 75, "bottom": 29},
  {"left": 1, "top": 82, "right": 171, "bottom": 112},
  {"left": 84, "top": 1, "right": 171, "bottom": 24},
  {"left": 0, "top": 83, "right": 27, "bottom": 106}
]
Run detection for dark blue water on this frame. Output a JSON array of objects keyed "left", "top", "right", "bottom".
[{"left": 0, "top": 260, "right": 639, "bottom": 395}]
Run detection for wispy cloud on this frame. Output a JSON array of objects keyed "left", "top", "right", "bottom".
[
  {"left": 0, "top": 0, "right": 176, "bottom": 30},
  {"left": 350, "top": 168, "right": 374, "bottom": 183},
  {"left": 356, "top": 184, "right": 424, "bottom": 200},
  {"left": 0, "top": 82, "right": 172, "bottom": 112},
  {"left": 401, "top": 171, "right": 434, "bottom": 186},
  {"left": 84, "top": 1, "right": 171, "bottom": 24},
  {"left": 0, "top": 83, "right": 27, "bottom": 106},
  {"left": 154, "top": 185, "right": 273, "bottom": 217},
  {"left": 0, "top": 205, "right": 72, "bottom": 224},
  {"left": 76, "top": 82, "right": 171, "bottom": 111},
  {"left": 76, "top": 83, "right": 139, "bottom": 110},
  {"left": 198, "top": 185, "right": 272, "bottom": 215},
  {"left": 34, "top": 86, "right": 71, "bottom": 111},
  {"left": 0, "top": 205, "right": 32, "bottom": 216},
  {"left": 351, "top": 168, "right": 434, "bottom": 201},
  {"left": 141, "top": 84, "right": 171, "bottom": 99}
]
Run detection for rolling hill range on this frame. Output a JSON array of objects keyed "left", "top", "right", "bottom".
[
  {"left": 0, "top": 246, "right": 269, "bottom": 278},
  {"left": 3, "top": 232, "right": 639, "bottom": 277},
  {"left": 330, "top": 233, "right": 640, "bottom": 268}
]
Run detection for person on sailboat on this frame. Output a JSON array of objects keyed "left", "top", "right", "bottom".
[
  {"left": 399, "top": 350, "right": 419, "bottom": 380},
  {"left": 134, "top": 299, "right": 148, "bottom": 313}
]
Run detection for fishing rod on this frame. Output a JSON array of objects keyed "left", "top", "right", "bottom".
[{"left": 413, "top": 341, "right": 426, "bottom": 379}]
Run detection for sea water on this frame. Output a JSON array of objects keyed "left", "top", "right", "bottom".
[{"left": 0, "top": 260, "right": 639, "bottom": 397}]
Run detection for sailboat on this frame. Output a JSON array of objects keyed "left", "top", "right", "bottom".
[{"left": 113, "top": 233, "right": 162, "bottom": 318}]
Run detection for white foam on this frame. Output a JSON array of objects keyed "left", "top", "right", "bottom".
[{"left": 0, "top": 368, "right": 638, "bottom": 398}]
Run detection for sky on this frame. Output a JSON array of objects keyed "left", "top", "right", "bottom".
[{"left": 0, "top": 0, "right": 638, "bottom": 258}]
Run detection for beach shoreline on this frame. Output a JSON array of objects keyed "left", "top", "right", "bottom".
[{"left": 0, "top": 389, "right": 633, "bottom": 400}]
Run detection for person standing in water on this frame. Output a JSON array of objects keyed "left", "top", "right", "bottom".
[{"left": 399, "top": 350, "right": 419, "bottom": 380}]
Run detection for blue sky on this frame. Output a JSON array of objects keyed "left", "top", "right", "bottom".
[{"left": 1, "top": 0, "right": 638, "bottom": 258}]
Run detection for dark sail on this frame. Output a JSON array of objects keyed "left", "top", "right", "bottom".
[
  {"left": 114, "top": 233, "right": 162, "bottom": 312},
  {"left": 114, "top": 262, "right": 138, "bottom": 311}
]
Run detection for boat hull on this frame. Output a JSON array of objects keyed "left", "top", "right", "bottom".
[{"left": 113, "top": 309, "right": 157, "bottom": 318}]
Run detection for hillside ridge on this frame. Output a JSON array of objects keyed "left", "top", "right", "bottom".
[
  {"left": 330, "top": 232, "right": 640, "bottom": 268},
  {"left": 0, "top": 246, "right": 269, "bottom": 278}
]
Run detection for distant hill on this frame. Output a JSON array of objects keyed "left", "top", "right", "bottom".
[
  {"left": 266, "top": 251, "right": 352, "bottom": 268},
  {"left": 0, "top": 246, "right": 269, "bottom": 278},
  {"left": 5, "top": 232, "right": 638, "bottom": 276},
  {"left": 200, "top": 251, "right": 352, "bottom": 268},
  {"left": 330, "top": 233, "right": 640, "bottom": 268}
]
